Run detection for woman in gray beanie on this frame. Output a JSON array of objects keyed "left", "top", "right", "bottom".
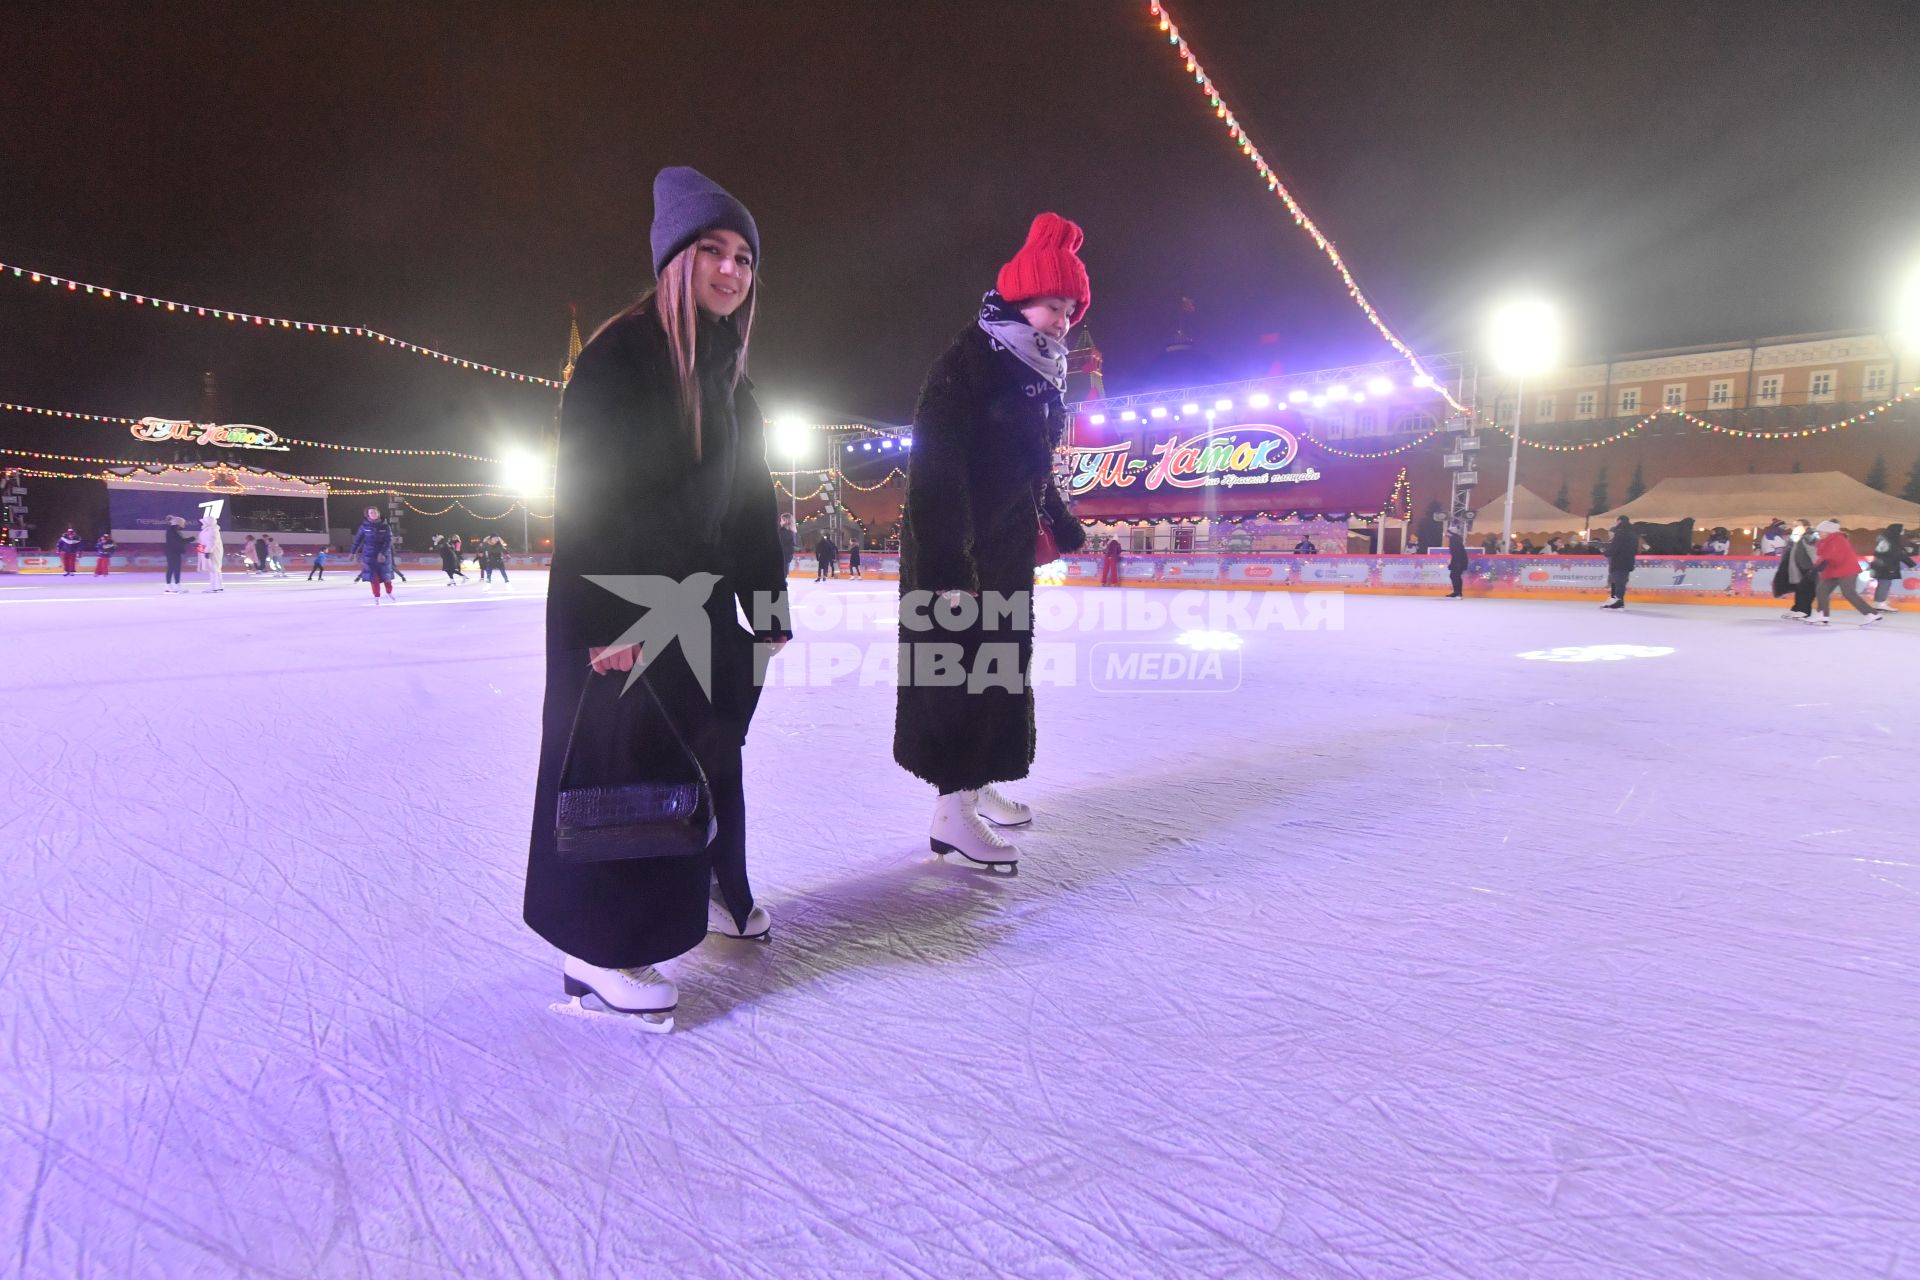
[{"left": 524, "top": 166, "right": 792, "bottom": 1031}]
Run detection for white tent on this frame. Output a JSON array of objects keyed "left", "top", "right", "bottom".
[
  {"left": 1593, "top": 471, "right": 1920, "bottom": 530},
  {"left": 1473, "top": 484, "right": 1584, "bottom": 534}
]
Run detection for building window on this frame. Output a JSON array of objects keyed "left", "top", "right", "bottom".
[
  {"left": 1663, "top": 383, "right": 1685, "bottom": 408},
  {"left": 1576, "top": 392, "right": 1596, "bottom": 419},
  {"left": 1536, "top": 395, "right": 1555, "bottom": 422},
  {"left": 1495, "top": 395, "right": 1515, "bottom": 423},
  {"left": 1808, "top": 370, "right": 1835, "bottom": 403},
  {"left": 1619, "top": 388, "right": 1641, "bottom": 414},
  {"left": 1395, "top": 413, "right": 1437, "bottom": 434},
  {"left": 1864, "top": 364, "right": 1891, "bottom": 396},
  {"left": 1756, "top": 375, "right": 1782, "bottom": 405},
  {"left": 1708, "top": 379, "right": 1732, "bottom": 407},
  {"left": 1353, "top": 410, "right": 1376, "bottom": 434}
]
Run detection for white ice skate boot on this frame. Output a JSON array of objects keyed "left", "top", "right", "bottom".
[
  {"left": 708, "top": 894, "right": 772, "bottom": 941},
  {"left": 1808, "top": 615, "right": 1831, "bottom": 626},
  {"left": 1862, "top": 611, "right": 1886, "bottom": 625},
  {"left": 975, "top": 783, "right": 1033, "bottom": 828},
  {"left": 557, "top": 955, "right": 677, "bottom": 1032},
  {"left": 929, "top": 791, "right": 1020, "bottom": 873}
]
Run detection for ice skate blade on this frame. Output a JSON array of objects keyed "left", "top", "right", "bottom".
[
  {"left": 929, "top": 839, "right": 1019, "bottom": 875},
  {"left": 707, "top": 925, "right": 772, "bottom": 943},
  {"left": 550, "top": 995, "right": 674, "bottom": 1033},
  {"left": 979, "top": 813, "right": 1032, "bottom": 830}
]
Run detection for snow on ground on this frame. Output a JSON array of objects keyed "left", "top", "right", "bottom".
[{"left": 1, "top": 569, "right": 1915, "bottom": 1279}]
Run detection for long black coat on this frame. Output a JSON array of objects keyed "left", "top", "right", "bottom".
[
  {"left": 1605, "top": 526, "right": 1639, "bottom": 572},
  {"left": 523, "top": 301, "right": 790, "bottom": 969},
  {"left": 894, "top": 323, "right": 1085, "bottom": 793},
  {"left": 1870, "top": 524, "right": 1913, "bottom": 580}
]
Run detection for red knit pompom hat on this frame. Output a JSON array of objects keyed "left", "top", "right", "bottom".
[{"left": 996, "top": 213, "right": 1091, "bottom": 322}]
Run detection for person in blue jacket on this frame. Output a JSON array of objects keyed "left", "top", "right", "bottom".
[{"left": 350, "top": 507, "right": 395, "bottom": 603}]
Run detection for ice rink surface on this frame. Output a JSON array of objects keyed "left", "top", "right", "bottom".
[{"left": 2, "top": 570, "right": 1915, "bottom": 1279}]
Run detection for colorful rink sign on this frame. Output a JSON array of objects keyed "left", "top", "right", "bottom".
[
  {"left": 1065, "top": 421, "right": 1405, "bottom": 520},
  {"left": 131, "top": 418, "right": 290, "bottom": 452}
]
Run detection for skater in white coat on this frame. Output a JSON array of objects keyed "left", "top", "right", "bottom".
[{"left": 196, "top": 504, "right": 225, "bottom": 592}]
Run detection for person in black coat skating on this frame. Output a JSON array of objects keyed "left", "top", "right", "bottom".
[
  {"left": 434, "top": 534, "right": 467, "bottom": 584},
  {"left": 1868, "top": 522, "right": 1914, "bottom": 610},
  {"left": 1602, "top": 516, "right": 1638, "bottom": 609},
  {"left": 1444, "top": 519, "right": 1469, "bottom": 598},
  {"left": 894, "top": 212, "right": 1090, "bottom": 871},
  {"left": 161, "top": 515, "right": 192, "bottom": 592},
  {"left": 523, "top": 167, "right": 790, "bottom": 1028},
  {"left": 1769, "top": 517, "right": 1818, "bottom": 619}
]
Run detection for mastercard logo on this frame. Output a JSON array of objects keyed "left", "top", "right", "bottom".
[
  {"left": 1527, "top": 569, "right": 1549, "bottom": 582},
  {"left": 1245, "top": 566, "right": 1273, "bottom": 578}
]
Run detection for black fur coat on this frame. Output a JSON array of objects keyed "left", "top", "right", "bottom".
[
  {"left": 524, "top": 301, "right": 790, "bottom": 968},
  {"left": 893, "top": 323, "right": 1085, "bottom": 793}
]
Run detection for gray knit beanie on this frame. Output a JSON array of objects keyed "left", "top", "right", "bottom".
[{"left": 650, "top": 166, "right": 760, "bottom": 277}]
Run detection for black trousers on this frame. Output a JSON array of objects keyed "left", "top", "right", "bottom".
[
  {"left": 1447, "top": 566, "right": 1464, "bottom": 596},
  {"left": 1787, "top": 579, "right": 1815, "bottom": 615},
  {"left": 1607, "top": 568, "right": 1631, "bottom": 602},
  {"left": 165, "top": 555, "right": 183, "bottom": 585}
]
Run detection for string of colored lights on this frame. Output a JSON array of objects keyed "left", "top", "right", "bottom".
[
  {"left": 1479, "top": 411, "right": 1661, "bottom": 453},
  {"left": 400, "top": 497, "right": 547, "bottom": 520},
  {"left": 1383, "top": 466, "right": 1411, "bottom": 519},
  {"left": 838, "top": 467, "right": 906, "bottom": 492},
  {"left": 1144, "top": 2, "right": 1464, "bottom": 413},
  {"left": 1674, "top": 388, "right": 1916, "bottom": 439},
  {"left": 774, "top": 478, "right": 827, "bottom": 501},
  {"left": 0, "top": 447, "right": 521, "bottom": 491},
  {"left": 0, "top": 399, "right": 508, "bottom": 462},
  {"left": 1, "top": 260, "right": 563, "bottom": 388},
  {"left": 1, "top": 464, "right": 510, "bottom": 499},
  {"left": 1301, "top": 427, "right": 1442, "bottom": 459}
]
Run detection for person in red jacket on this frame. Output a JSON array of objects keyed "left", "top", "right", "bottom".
[
  {"left": 1099, "top": 535, "right": 1122, "bottom": 586},
  {"left": 1809, "top": 519, "right": 1882, "bottom": 626}
]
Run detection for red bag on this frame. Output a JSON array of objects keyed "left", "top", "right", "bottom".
[{"left": 1034, "top": 487, "right": 1061, "bottom": 566}]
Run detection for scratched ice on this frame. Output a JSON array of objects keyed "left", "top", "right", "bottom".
[{"left": 2, "top": 571, "right": 1915, "bottom": 1278}]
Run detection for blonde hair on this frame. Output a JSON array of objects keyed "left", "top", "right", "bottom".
[{"left": 593, "top": 239, "right": 755, "bottom": 463}]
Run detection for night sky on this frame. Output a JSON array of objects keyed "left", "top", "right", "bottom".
[{"left": 4, "top": 0, "right": 1916, "bottom": 502}]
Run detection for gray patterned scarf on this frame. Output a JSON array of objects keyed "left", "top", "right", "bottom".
[{"left": 977, "top": 289, "right": 1067, "bottom": 392}]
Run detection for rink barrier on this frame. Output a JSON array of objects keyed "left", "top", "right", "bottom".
[
  {"left": 1, "top": 551, "right": 556, "bottom": 574},
  {"left": 802, "top": 552, "right": 1918, "bottom": 607},
  {"left": 14, "top": 548, "right": 1911, "bottom": 608}
]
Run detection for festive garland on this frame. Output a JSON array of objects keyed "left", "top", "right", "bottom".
[
  {"left": 0, "top": 447, "right": 521, "bottom": 491},
  {"left": 1, "top": 260, "right": 562, "bottom": 388},
  {"left": 1301, "top": 427, "right": 1442, "bottom": 459},
  {"left": 1, "top": 399, "right": 506, "bottom": 462},
  {"left": 839, "top": 467, "right": 906, "bottom": 492},
  {"left": 1144, "top": 2, "right": 1463, "bottom": 413},
  {"left": 402, "top": 497, "right": 545, "bottom": 520},
  {"left": 1479, "top": 411, "right": 1663, "bottom": 452},
  {"left": 1673, "top": 388, "right": 1916, "bottom": 439},
  {"left": 1473, "top": 386, "right": 1917, "bottom": 451},
  {"left": 2, "top": 464, "right": 506, "bottom": 499}
]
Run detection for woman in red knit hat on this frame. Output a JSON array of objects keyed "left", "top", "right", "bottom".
[{"left": 893, "top": 213, "right": 1091, "bottom": 871}]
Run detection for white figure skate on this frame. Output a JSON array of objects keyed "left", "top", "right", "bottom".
[
  {"left": 929, "top": 791, "right": 1019, "bottom": 874},
  {"left": 553, "top": 956, "right": 677, "bottom": 1033}
]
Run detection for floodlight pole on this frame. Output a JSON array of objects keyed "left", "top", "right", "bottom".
[{"left": 1500, "top": 378, "right": 1523, "bottom": 553}]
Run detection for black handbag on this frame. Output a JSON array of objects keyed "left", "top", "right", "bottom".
[{"left": 553, "top": 664, "right": 714, "bottom": 863}]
